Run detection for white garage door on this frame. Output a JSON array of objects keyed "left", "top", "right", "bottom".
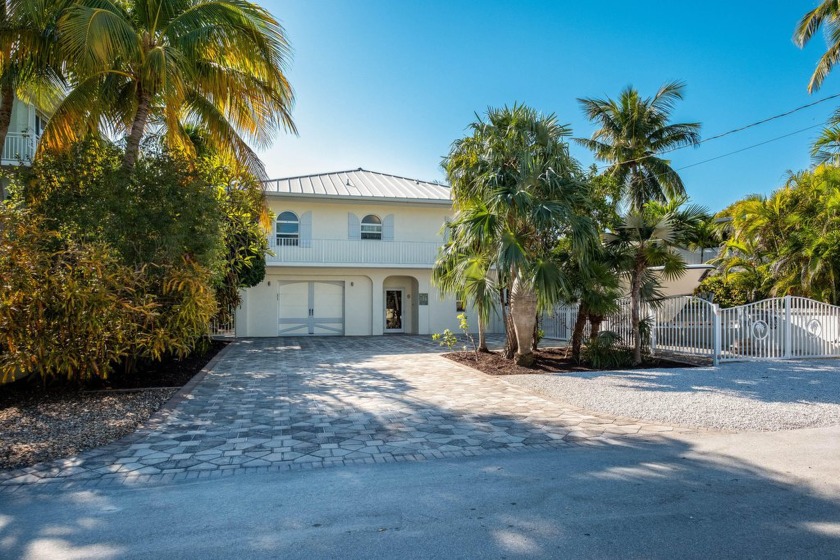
[{"left": 278, "top": 281, "right": 344, "bottom": 335}]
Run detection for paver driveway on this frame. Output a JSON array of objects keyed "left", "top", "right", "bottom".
[{"left": 1, "top": 336, "right": 687, "bottom": 488}]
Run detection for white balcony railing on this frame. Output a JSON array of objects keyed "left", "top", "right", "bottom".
[
  {"left": 266, "top": 238, "right": 442, "bottom": 267},
  {"left": 2, "top": 133, "right": 37, "bottom": 164}
]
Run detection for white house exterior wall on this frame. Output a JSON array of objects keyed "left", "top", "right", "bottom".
[
  {"left": 235, "top": 266, "right": 487, "bottom": 337},
  {"left": 265, "top": 198, "right": 451, "bottom": 245}
]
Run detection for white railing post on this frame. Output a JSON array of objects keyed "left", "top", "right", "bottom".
[
  {"left": 713, "top": 303, "right": 721, "bottom": 366},
  {"left": 649, "top": 304, "right": 657, "bottom": 356},
  {"left": 784, "top": 295, "right": 792, "bottom": 359}
]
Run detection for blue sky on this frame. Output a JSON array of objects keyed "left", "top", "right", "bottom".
[{"left": 258, "top": 1, "right": 839, "bottom": 211}]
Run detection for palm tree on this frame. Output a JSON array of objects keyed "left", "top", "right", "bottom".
[
  {"left": 577, "top": 81, "right": 700, "bottom": 211},
  {"left": 686, "top": 214, "right": 721, "bottom": 263},
  {"left": 0, "top": 0, "right": 65, "bottom": 158},
  {"left": 811, "top": 123, "right": 840, "bottom": 165},
  {"left": 606, "top": 200, "right": 707, "bottom": 365},
  {"left": 432, "top": 240, "right": 496, "bottom": 352},
  {"left": 794, "top": 1, "right": 840, "bottom": 93},
  {"left": 41, "top": 0, "right": 296, "bottom": 174},
  {"left": 444, "top": 105, "right": 596, "bottom": 366}
]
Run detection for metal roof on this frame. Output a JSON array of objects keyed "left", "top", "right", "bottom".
[{"left": 262, "top": 168, "right": 451, "bottom": 203}]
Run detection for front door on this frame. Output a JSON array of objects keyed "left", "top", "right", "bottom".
[{"left": 385, "top": 289, "right": 403, "bottom": 332}]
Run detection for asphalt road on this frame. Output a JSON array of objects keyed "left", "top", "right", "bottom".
[{"left": 2, "top": 425, "right": 840, "bottom": 559}]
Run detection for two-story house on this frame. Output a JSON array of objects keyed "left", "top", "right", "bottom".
[{"left": 234, "top": 168, "right": 486, "bottom": 337}]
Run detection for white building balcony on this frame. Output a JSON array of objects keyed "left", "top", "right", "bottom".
[
  {"left": 266, "top": 238, "right": 442, "bottom": 268},
  {"left": 2, "top": 133, "right": 37, "bottom": 166}
]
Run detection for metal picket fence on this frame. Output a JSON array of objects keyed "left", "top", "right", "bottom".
[{"left": 543, "top": 295, "right": 840, "bottom": 365}]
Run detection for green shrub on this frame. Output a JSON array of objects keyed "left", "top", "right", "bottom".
[
  {"left": 432, "top": 329, "right": 458, "bottom": 352},
  {"left": 694, "top": 274, "right": 760, "bottom": 308},
  {"left": 582, "top": 331, "right": 633, "bottom": 369},
  {"left": 0, "top": 208, "right": 154, "bottom": 383}
]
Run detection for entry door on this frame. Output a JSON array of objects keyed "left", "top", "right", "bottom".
[
  {"left": 278, "top": 281, "right": 344, "bottom": 335},
  {"left": 385, "top": 289, "right": 403, "bottom": 332}
]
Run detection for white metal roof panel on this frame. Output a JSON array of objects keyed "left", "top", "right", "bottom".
[{"left": 263, "top": 168, "right": 451, "bottom": 203}]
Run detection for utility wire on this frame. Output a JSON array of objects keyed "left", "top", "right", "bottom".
[
  {"left": 595, "top": 91, "right": 840, "bottom": 170},
  {"left": 676, "top": 123, "right": 825, "bottom": 171}
]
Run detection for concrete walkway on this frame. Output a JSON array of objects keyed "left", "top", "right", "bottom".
[{"left": 0, "top": 337, "right": 689, "bottom": 489}]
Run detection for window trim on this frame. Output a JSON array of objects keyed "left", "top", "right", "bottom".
[
  {"left": 276, "top": 211, "right": 300, "bottom": 246},
  {"left": 361, "top": 214, "right": 382, "bottom": 240}
]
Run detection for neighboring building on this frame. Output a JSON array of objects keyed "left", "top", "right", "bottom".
[
  {"left": 0, "top": 97, "right": 47, "bottom": 199},
  {"left": 234, "top": 168, "right": 492, "bottom": 337}
]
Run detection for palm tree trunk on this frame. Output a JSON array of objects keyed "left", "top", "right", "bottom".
[
  {"left": 477, "top": 316, "right": 488, "bottom": 352},
  {"left": 588, "top": 314, "right": 603, "bottom": 340},
  {"left": 123, "top": 87, "right": 152, "bottom": 171},
  {"left": 510, "top": 275, "right": 537, "bottom": 366},
  {"left": 570, "top": 302, "right": 589, "bottom": 362},
  {"left": 501, "top": 288, "right": 517, "bottom": 359},
  {"left": 531, "top": 313, "right": 540, "bottom": 352},
  {"left": 0, "top": 81, "right": 15, "bottom": 165},
  {"left": 630, "top": 260, "right": 645, "bottom": 365}
]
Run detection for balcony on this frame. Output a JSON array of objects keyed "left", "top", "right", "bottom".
[
  {"left": 266, "top": 238, "right": 442, "bottom": 268},
  {"left": 2, "top": 133, "right": 37, "bottom": 165}
]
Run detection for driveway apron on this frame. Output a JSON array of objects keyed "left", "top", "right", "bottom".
[{"left": 0, "top": 336, "right": 687, "bottom": 488}]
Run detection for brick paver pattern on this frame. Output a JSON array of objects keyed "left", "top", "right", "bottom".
[{"left": 0, "top": 336, "right": 689, "bottom": 488}]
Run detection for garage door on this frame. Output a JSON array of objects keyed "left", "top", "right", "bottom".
[{"left": 278, "top": 281, "right": 344, "bottom": 335}]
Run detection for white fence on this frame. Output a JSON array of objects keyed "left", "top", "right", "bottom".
[
  {"left": 543, "top": 295, "right": 840, "bottom": 365},
  {"left": 209, "top": 305, "right": 236, "bottom": 338}
]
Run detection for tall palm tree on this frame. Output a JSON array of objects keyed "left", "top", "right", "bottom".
[
  {"left": 41, "top": 0, "right": 296, "bottom": 174},
  {"left": 794, "top": 1, "right": 840, "bottom": 93},
  {"left": 0, "top": 0, "right": 65, "bottom": 158},
  {"left": 577, "top": 81, "right": 700, "bottom": 211},
  {"left": 444, "top": 104, "right": 596, "bottom": 366},
  {"left": 606, "top": 200, "right": 707, "bottom": 365}
]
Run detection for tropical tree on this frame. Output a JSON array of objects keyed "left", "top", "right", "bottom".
[
  {"left": 41, "top": 0, "right": 296, "bottom": 174},
  {"left": 811, "top": 122, "right": 840, "bottom": 165},
  {"left": 606, "top": 199, "right": 707, "bottom": 364},
  {"left": 442, "top": 104, "right": 596, "bottom": 366},
  {"left": 686, "top": 213, "right": 722, "bottom": 263},
  {"left": 0, "top": 0, "right": 65, "bottom": 156},
  {"left": 577, "top": 81, "right": 700, "bottom": 211},
  {"left": 794, "top": 1, "right": 840, "bottom": 93},
  {"left": 432, "top": 240, "right": 496, "bottom": 352}
]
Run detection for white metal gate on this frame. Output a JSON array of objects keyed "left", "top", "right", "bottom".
[
  {"left": 544, "top": 295, "right": 840, "bottom": 364},
  {"left": 718, "top": 296, "right": 840, "bottom": 362}
]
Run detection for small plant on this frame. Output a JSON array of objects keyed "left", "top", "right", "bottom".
[
  {"left": 432, "top": 329, "right": 457, "bottom": 352},
  {"left": 582, "top": 331, "right": 633, "bottom": 369},
  {"left": 456, "top": 313, "right": 479, "bottom": 360}
]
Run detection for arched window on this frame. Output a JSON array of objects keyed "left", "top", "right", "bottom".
[
  {"left": 276, "top": 211, "right": 299, "bottom": 246},
  {"left": 361, "top": 215, "right": 382, "bottom": 240}
]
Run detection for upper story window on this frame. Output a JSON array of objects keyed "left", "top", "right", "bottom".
[
  {"left": 361, "top": 215, "right": 382, "bottom": 240},
  {"left": 276, "top": 211, "right": 299, "bottom": 246}
]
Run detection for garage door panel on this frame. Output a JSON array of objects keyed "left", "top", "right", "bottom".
[
  {"left": 313, "top": 282, "right": 343, "bottom": 319},
  {"left": 277, "top": 280, "right": 344, "bottom": 336},
  {"left": 278, "top": 282, "right": 309, "bottom": 319}
]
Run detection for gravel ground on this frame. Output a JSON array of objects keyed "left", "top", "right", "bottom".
[
  {"left": 505, "top": 359, "right": 840, "bottom": 432},
  {"left": 0, "top": 389, "right": 176, "bottom": 470}
]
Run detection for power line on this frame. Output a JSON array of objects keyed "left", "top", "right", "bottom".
[
  {"left": 676, "top": 123, "right": 825, "bottom": 171},
  {"left": 595, "top": 91, "right": 840, "bottom": 170}
]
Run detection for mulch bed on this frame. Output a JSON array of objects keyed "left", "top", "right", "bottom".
[
  {"left": 0, "top": 340, "right": 227, "bottom": 470},
  {"left": 445, "top": 346, "right": 694, "bottom": 376}
]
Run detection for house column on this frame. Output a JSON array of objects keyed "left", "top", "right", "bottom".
[
  {"left": 370, "top": 273, "right": 385, "bottom": 335},
  {"left": 417, "top": 275, "right": 431, "bottom": 335}
]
